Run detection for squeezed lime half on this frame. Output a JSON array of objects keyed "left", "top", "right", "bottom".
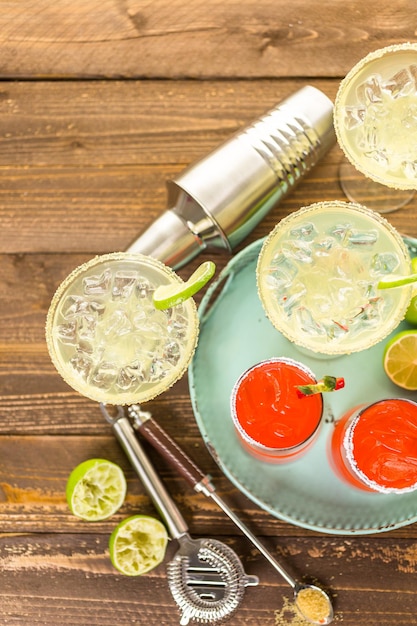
[
  {"left": 66, "top": 458, "right": 127, "bottom": 521},
  {"left": 109, "top": 515, "right": 168, "bottom": 576}
]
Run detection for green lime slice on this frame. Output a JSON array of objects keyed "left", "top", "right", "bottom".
[
  {"left": 383, "top": 330, "right": 417, "bottom": 390},
  {"left": 377, "top": 273, "right": 417, "bottom": 290},
  {"left": 109, "top": 515, "right": 168, "bottom": 576},
  {"left": 153, "top": 261, "right": 216, "bottom": 310},
  {"left": 66, "top": 458, "right": 127, "bottom": 521},
  {"left": 405, "top": 294, "right": 417, "bottom": 325}
]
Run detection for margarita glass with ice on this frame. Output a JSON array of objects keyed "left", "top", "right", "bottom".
[
  {"left": 334, "top": 43, "right": 417, "bottom": 212},
  {"left": 256, "top": 201, "right": 412, "bottom": 356},
  {"left": 45, "top": 252, "right": 199, "bottom": 405}
]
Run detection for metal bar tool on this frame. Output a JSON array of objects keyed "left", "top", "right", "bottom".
[
  {"left": 127, "top": 404, "right": 334, "bottom": 625},
  {"left": 127, "top": 86, "right": 335, "bottom": 269},
  {"left": 100, "top": 404, "right": 258, "bottom": 625}
]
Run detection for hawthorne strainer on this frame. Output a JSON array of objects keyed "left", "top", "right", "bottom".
[{"left": 100, "top": 404, "right": 258, "bottom": 624}]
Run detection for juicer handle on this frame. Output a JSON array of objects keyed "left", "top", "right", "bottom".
[
  {"left": 111, "top": 415, "right": 189, "bottom": 540},
  {"left": 128, "top": 405, "right": 214, "bottom": 495}
]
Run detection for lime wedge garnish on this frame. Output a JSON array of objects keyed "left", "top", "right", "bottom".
[
  {"left": 109, "top": 515, "right": 168, "bottom": 576},
  {"left": 66, "top": 458, "right": 127, "bottom": 521},
  {"left": 378, "top": 273, "right": 417, "bottom": 290},
  {"left": 296, "top": 376, "right": 345, "bottom": 397},
  {"left": 153, "top": 260, "right": 216, "bottom": 310}
]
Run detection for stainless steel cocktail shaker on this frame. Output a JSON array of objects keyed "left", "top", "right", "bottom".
[{"left": 127, "top": 86, "right": 335, "bottom": 269}]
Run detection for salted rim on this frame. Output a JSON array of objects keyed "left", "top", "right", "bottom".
[
  {"left": 45, "top": 252, "right": 199, "bottom": 405},
  {"left": 230, "top": 357, "right": 323, "bottom": 454},
  {"left": 256, "top": 200, "right": 412, "bottom": 355},
  {"left": 343, "top": 398, "right": 417, "bottom": 494},
  {"left": 334, "top": 42, "right": 417, "bottom": 190}
]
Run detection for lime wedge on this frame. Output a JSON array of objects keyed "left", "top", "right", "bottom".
[
  {"left": 377, "top": 273, "right": 417, "bottom": 290},
  {"left": 109, "top": 515, "right": 168, "bottom": 576},
  {"left": 153, "top": 260, "right": 216, "bottom": 310},
  {"left": 66, "top": 458, "right": 127, "bottom": 521},
  {"left": 383, "top": 330, "right": 417, "bottom": 390}
]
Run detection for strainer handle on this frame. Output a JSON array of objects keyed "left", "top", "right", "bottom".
[{"left": 111, "top": 415, "right": 189, "bottom": 540}]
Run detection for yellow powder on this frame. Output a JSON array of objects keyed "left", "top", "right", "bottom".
[
  {"left": 296, "top": 587, "right": 331, "bottom": 624},
  {"left": 274, "top": 596, "right": 313, "bottom": 626}
]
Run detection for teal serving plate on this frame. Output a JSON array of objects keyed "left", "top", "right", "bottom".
[{"left": 189, "top": 237, "right": 417, "bottom": 535}]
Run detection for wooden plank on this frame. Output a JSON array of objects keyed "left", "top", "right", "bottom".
[
  {"left": 0, "top": 1, "right": 415, "bottom": 79},
  {"left": 1, "top": 532, "right": 417, "bottom": 625},
  {"left": 0, "top": 433, "right": 416, "bottom": 540},
  {"left": 1, "top": 79, "right": 417, "bottom": 254}
]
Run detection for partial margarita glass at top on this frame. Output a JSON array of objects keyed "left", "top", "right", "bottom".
[
  {"left": 256, "top": 201, "right": 412, "bottom": 356},
  {"left": 45, "top": 253, "right": 200, "bottom": 405},
  {"left": 334, "top": 42, "right": 417, "bottom": 190}
]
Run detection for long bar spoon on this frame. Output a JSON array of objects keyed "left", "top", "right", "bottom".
[{"left": 126, "top": 404, "right": 334, "bottom": 626}]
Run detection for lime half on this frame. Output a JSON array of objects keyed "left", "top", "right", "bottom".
[
  {"left": 66, "top": 458, "right": 127, "bottom": 521},
  {"left": 153, "top": 261, "right": 216, "bottom": 310},
  {"left": 383, "top": 330, "right": 417, "bottom": 390},
  {"left": 109, "top": 515, "right": 168, "bottom": 576}
]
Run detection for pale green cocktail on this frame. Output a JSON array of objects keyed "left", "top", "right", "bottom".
[
  {"left": 334, "top": 43, "right": 417, "bottom": 191},
  {"left": 257, "top": 201, "right": 412, "bottom": 356},
  {"left": 46, "top": 253, "right": 199, "bottom": 405}
]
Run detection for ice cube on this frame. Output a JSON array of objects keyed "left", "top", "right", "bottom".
[
  {"left": 409, "top": 64, "right": 417, "bottom": 88},
  {"left": 117, "top": 360, "right": 146, "bottom": 390},
  {"left": 112, "top": 271, "right": 137, "bottom": 301},
  {"left": 281, "top": 240, "right": 313, "bottom": 264},
  {"left": 104, "top": 310, "right": 132, "bottom": 337},
  {"left": 56, "top": 321, "right": 77, "bottom": 345},
  {"left": 266, "top": 253, "right": 298, "bottom": 288},
  {"left": 356, "top": 74, "right": 383, "bottom": 105},
  {"left": 328, "top": 223, "right": 352, "bottom": 241},
  {"left": 401, "top": 104, "right": 417, "bottom": 130},
  {"left": 60, "top": 295, "right": 90, "bottom": 319},
  {"left": 358, "top": 122, "right": 378, "bottom": 152},
  {"left": 346, "top": 229, "right": 378, "bottom": 247},
  {"left": 163, "top": 341, "right": 181, "bottom": 366},
  {"left": 323, "top": 320, "right": 349, "bottom": 340},
  {"left": 343, "top": 106, "right": 366, "bottom": 130},
  {"left": 148, "top": 357, "right": 172, "bottom": 382},
  {"left": 402, "top": 159, "right": 417, "bottom": 179},
  {"left": 136, "top": 277, "right": 155, "bottom": 300},
  {"left": 83, "top": 268, "right": 112, "bottom": 296},
  {"left": 77, "top": 314, "right": 97, "bottom": 341},
  {"left": 90, "top": 361, "right": 118, "bottom": 390},
  {"left": 383, "top": 68, "right": 415, "bottom": 98},
  {"left": 363, "top": 148, "right": 389, "bottom": 168},
  {"left": 371, "top": 252, "right": 400, "bottom": 275},
  {"left": 167, "top": 313, "right": 189, "bottom": 340},
  {"left": 70, "top": 352, "right": 93, "bottom": 380},
  {"left": 294, "top": 306, "right": 326, "bottom": 336},
  {"left": 289, "top": 222, "right": 318, "bottom": 242},
  {"left": 280, "top": 284, "right": 307, "bottom": 317},
  {"left": 313, "top": 237, "right": 335, "bottom": 257}
]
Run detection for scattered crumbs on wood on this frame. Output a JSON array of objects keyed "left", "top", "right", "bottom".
[{"left": 275, "top": 596, "right": 343, "bottom": 626}]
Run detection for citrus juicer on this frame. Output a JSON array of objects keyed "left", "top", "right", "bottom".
[
  {"left": 127, "top": 86, "right": 335, "bottom": 269},
  {"left": 100, "top": 404, "right": 258, "bottom": 625},
  {"left": 127, "top": 404, "right": 334, "bottom": 626}
]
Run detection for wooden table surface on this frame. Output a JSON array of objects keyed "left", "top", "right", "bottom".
[{"left": 1, "top": 2, "right": 417, "bottom": 625}]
